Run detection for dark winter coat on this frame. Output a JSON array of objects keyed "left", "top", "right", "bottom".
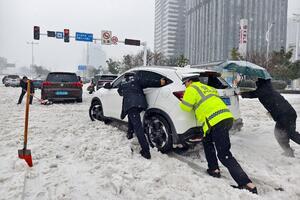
[
  {"left": 20, "top": 79, "right": 34, "bottom": 93},
  {"left": 118, "top": 73, "right": 161, "bottom": 119},
  {"left": 241, "top": 79, "right": 296, "bottom": 121}
]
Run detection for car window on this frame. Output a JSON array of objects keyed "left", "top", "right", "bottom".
[
  {"left": 100, "top": 75, "right": 118, "bottom": 80},
  {"left": 111, "top": 75, "right": 125, "bottom": 88},
  {"left": 198, "top": 76, "right": 229, "bottom": 89},
  {"left": 47, "top": 73, "right": 78, "bottom": 82},
  {"left": 8, "top": 75, "right": 20, "bottom": 79},
  {"left": 136, "top": 70, "right": 171, "bottom": 87}
]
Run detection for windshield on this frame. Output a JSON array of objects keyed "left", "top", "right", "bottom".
[{"left": 47, "top": 73, "right": 78, "bottom": 82}]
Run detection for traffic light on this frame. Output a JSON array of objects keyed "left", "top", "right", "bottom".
[
  {"left": 64, "top": 29, "right": 70, "bottom": 43},
  {"left": 125, "top": 39, "right": 140, "bottom": 46},
  {"left": 33, "top": 26, "right": 40, "bottom": 40}
]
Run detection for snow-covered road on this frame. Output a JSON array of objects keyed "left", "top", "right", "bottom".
[{"left": 1, "top": 84, "right": 300, "bottom": 200}]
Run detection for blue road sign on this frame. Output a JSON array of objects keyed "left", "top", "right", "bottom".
[
  {"left": 75, "top": 32, "right": 93, "bottom": 42},
  {"left": 56, "top": 32, "right": 64, "bottom": 39},
  {"left": 78, "top": 65, "right": 87, "bottom": 71}
]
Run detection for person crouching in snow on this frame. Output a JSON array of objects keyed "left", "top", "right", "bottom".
[
  {"left": 180, "top": 75, "right": 257, "bottom": 194},
  {"left": 241, "top": 78, "right": 300, "bottom": 157}
]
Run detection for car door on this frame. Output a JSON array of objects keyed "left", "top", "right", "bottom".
[
  {"left": 101, "top": 75, "right": 124, "bottom": 119},
  {"left": 136, "top": 70, "right": 166, "bottom": 108}
]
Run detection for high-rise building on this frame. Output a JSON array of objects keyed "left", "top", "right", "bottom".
[
  {"left": 185, "top": 0, "right": 288, "bottom": 65},
  {"left": 154, "top": 0, "right": 186, "bottom": 59}
]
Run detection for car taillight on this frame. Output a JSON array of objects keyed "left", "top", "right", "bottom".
[
  {"left": 72, "top": 82, "right": 83, "bottom": 87},
  {"left": 42, "top": 81, "right": 52, "bottom": 86},
  {"left": 173, "top": 91, "right": 185, "bottom": 101}
]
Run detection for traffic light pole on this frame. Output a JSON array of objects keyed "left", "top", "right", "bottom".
[{"left": 26, "top": 41, "right": 39, "bottom": 76}]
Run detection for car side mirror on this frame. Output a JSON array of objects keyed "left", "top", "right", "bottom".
[{"left": 103, "top": 82, "right": 112, "bottom": 89}]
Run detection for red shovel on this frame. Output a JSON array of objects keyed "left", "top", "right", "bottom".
[{"left": 18, "top": 80, "right": 33, "bottom": 167}]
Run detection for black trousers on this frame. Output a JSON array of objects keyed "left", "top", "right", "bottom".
[
  {"left": 18, "top": 90, "right": 33, "bottom": 104},
  {"left": 275, "top": 115, "right": 300, "bottom": 150},
  {"left": 203, "top": 118, "right": 252, "bottom": 186},
  {"left": 127, "top": 108, "right": 149, "bottom": 153}
]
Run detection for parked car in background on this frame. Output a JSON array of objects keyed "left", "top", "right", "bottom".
[
  {"left": 2, "top": 75, "right": 8, "bottom": 84},
  {"left": 41, "top": 72, "right": 83, "bottom": 102},
  {"left": 89, "top": 66, "right": 243, "bottom": 153},
  {"left": 4, "top": 75, "right": 20, "bottom": 87},
  {"left": 94, "top": 74, "right": 118, "bottom": 90}
]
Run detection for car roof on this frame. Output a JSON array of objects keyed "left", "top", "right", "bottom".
[
  {"left": 48, "top": 72, "right": 76, "bottom": 75},
  {"left": 130, "top": 66, "right": 216, "bottom": 73}
]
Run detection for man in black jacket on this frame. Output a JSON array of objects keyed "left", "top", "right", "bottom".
[
  {"left": 241, "top": 78, "right": 300, "bottom": 157},
  {"left": 118, "top": 72, "right": 166, "bottom": 159},
  {"left": 18, "top": 76, "right": 34, "bottom": 105}
]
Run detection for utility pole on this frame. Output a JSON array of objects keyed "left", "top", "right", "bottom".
[
  {"left": 293, "top": 14, "right": 300, "bottom": 61},
  {"left": 27, "top": 41, "right": 38, "bottom": 76},
  {"left": 265, "top": 22, "right": 274, "bottom": 67}
]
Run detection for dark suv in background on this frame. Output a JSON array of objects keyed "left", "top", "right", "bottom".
[
  {"left": 41, "top": 72, "right": 83, "bottom": 102},
  {"left": 94, "top": 74, "right": 118, "bottom": 90}
]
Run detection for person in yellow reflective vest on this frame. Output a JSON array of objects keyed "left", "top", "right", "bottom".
[{"left": 180, "top": 75, "right": 257, "bottom": 194}]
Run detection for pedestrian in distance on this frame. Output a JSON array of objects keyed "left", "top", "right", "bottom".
[
  {"left": 241, "top": 78, "right": 300, "bottom": 157},
  {"left": 118, "top": 71, "right": 166, "bottom": 159},
  {"left": 180, "top": 75, "right": 257, "bottom": 194},
  {"left": 18, "top": 76, "right": 34, "bottom": 105}
]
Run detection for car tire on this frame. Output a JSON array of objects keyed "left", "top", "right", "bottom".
[
  {"left": 144, "top": 114, "right": 173, "bottom": 153},
  {"left": 89, "top": 100, "right": 111, "bottom": 125},
  {"left": 77, "top": 98, "right": 82, "bottom": 103}
]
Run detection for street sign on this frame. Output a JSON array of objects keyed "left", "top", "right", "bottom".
[
  {"left": 56, "top": 32, "right": 63, "bottom": 39},
  {"left": 111, "top": 36, "right": 118, "bottom": 45},
  {"left": 75, "top": 32, "right": 93, "bottom": 42},
  {"left": 47, "top": 31, "right": 56, "bottom": 37},
  {"left": 101, "top": 30, "right": 112, "bottom": 45},
  {"left": 78, "top": 65, "right": 87, "bottom": 71}
]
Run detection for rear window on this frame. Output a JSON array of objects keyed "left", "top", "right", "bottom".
[
  {"left": 8, "top": 75, "right": 20, "bottom": 79},
  {"left": 199, "top": 76, "right": 230, "bottom": 89},
  {"left": 100, "top": 76, "right": 117, "bottom": 80},
  {"left": 47, "top": 73, "right": 78, "bottom": 82}
]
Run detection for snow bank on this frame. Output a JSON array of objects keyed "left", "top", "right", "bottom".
[{"left": 0, "top": 85, "right": 299, "bottom": 200}]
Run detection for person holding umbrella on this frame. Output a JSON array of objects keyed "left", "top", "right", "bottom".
[{"left": 241, "top": 78, "right": 300, "bottom": 157}]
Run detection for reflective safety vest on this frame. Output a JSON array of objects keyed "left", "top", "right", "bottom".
[{"left": 180, "top": 82, "right": 234, "bottom": 136}]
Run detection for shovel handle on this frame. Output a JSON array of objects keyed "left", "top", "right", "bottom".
[{"left": 23, "top": 80, "right": 31, "bottom": 149}]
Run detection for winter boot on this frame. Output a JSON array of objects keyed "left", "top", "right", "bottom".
[
  {"left": 231, "top": 185, "right": 258, "bottom": 194},
  {"left": 126, "top": 131, "right": 134, "bottom": 140},
  {"left": 140, "top": 150, "right": 151, "bottom": 159},
  {"left": 206, "top": 169, "right": 221, "bottom": 178}
]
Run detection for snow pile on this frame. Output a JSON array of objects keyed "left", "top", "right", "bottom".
[{"left": 0, "top": 84, "right": 300, "bottom": 200}]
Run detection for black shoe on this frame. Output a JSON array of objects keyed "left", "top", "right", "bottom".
[
  {"left": 207, "top": 168, "right": 221, "bottom": 178},
  {"left": 231, "top": 185, "right": 258, "bottom": 194},
  {"left": 126, "top": 131, "right": 133, "bottom": 140},
  {"left": 140, "top": 150, "right": 151, "bottom": 159}
]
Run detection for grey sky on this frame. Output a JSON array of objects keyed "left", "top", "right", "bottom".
[{"left": 0, "top": 0, "right": 300, "bottom": 72}]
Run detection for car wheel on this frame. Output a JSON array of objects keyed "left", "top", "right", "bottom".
[
  {"left": 144, "top": 114, "right": 173, "bottom": 153},
  {"left": 77, "top": 98, "right": 82, "bottom": 103},
  {"left": 89, "top": 100, "right": 104, "bottom": 121}
]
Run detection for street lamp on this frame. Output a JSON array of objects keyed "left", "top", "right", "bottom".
[
  {"left": 266, "top": 22, "right": 275, "bottom": 65},
  {"left": 293, "top": 14, "right": 300, "bottom": 61},
  {"left": 27, "top": 41, "right": 39, "bottom": 76}
]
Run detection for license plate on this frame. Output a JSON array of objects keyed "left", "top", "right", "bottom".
[
  {"left": 222, "top": 97, "right": 231, "bottom": 105},
  {"left": 56, "top": 91, "right": 68, "bottom": 95}
]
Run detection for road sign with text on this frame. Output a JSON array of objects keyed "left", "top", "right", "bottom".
[
  {"left": 101, "top": 30, "right": 112, "bottom": 45},
  {"left": 75, "top": 32, "right": 93, "bottom": 42}
]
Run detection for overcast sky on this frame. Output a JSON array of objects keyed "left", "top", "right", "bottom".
[{"left": 0, "top": 0, "right": 300, "bottom": 72}]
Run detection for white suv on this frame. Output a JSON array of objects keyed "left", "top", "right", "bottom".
[{"left": 89, "top": 66, "right": 243, "bottom": 153}]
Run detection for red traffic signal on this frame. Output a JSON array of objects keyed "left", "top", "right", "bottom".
[
  {"left": 125, "top": 39, "right": 140, "bottom": 46},
  {"left": 33, "top": 26, "right": 40, "bottom": 40},
  {"left": 64, "top": 29, "right": 70, "bottom": 43}
]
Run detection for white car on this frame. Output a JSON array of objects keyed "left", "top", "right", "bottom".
[
  {"left": 4, "top": 75, "right": 20, "bottom": 87},
  {"left": 89, "top": 66, "right": 243, "bottom": 153}
]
